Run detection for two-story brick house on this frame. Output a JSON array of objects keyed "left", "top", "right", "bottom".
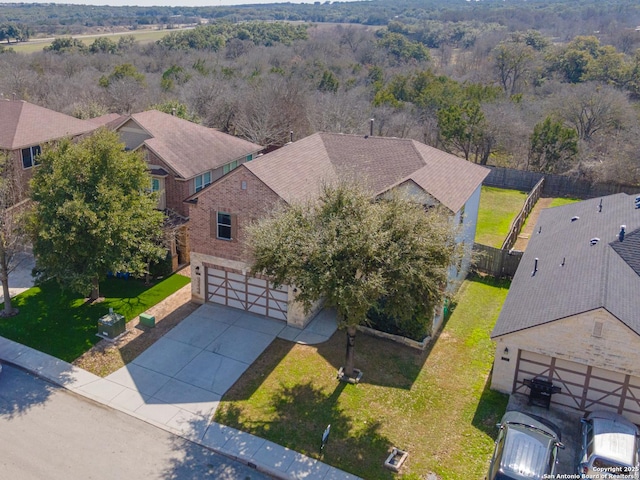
[
  {"left": 0, "top": 98, "right": 109, "bottom": 197},
  {"left": 186, "top": 132, "right": 489, "bottom": 328},
  {"left": 491, "top": 193, "right": 640, "bottom": 424},
  {"left": 110, "top": 110, "right": 263, "bottom": 267}
]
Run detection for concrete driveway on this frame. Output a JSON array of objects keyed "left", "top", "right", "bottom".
[
  {"left": 506, "top": 394, "right": 582, "bottom": 475},
  {"left": 104, "top": 303, "right": 336, "bottom": 428}
]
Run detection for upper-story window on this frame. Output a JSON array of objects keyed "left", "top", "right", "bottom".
[
  {"left": 216, "top": 212, "right": 232, "bottom": 240},
  {"left": 194, "top": 171, "right": 212, "bottom": 193},
  {"left": 223, "top": 160, "right": 239, "bottom": 175},
  {"left": 246, "top": 154, "right": 253, "bottom": 162},
  {"left": 151, "top": 178, "right": 160, "bottom": 192},
  {"left": 22, "top": 145, "right": 42, "bottom": 169}
]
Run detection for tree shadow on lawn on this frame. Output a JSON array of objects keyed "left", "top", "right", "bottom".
[
  {"left": 312, "top": 295, "right": 462, "bottom": 390},
  {"left": 471, "top": 370, "right": 509, "bottom": 439},
  {"left": 217, "top": 381, "right": 396, "bottom": 480}
]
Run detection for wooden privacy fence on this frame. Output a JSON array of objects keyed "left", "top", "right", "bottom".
[
  {"left": 472, "top": 244, "right": 523, "bottom": 278},
  {"left": 484, "top": 166, "right": 639, "bottom": 199},
  {"left": 501, "top": 177, "right": 545, "bottom": 251}
]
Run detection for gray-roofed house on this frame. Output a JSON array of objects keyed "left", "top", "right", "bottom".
[
  {"left": 111, "top": 110, "right": 263, "bottom": 267},
  {"left": 491, "top": 193, "right": 640, "bottom": 424},
  {"left": 186, "top": 132, "right": 489, "bottom": 328},
  {"left": 0, "top": 98, "right": 99, "bottom": 197}
]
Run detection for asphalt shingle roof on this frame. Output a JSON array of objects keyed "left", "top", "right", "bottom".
[
  {"left": 491, "top": 193, "right": 640, "bottom": 338},
  {"left": 0, "top": 99, "right": 96, "bottom": 150},
  {"left": 122, "top": 111, "right": 263, "bottom": 180},
  {"left": 243, "top": 132, "right": 489, "bottom": 211}
]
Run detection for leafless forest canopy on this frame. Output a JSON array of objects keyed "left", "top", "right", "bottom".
[{"left": 2, "top": 0, "right": 640, "bottom": 184}]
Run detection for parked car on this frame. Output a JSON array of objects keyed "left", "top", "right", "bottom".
[
  {"left": 487, "top": 411, "right": 564, "bottom": 480},
  {"left": 578, "top": 410, "right": 640, "bottom": 479}
]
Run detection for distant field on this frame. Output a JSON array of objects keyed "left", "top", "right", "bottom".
[
  {"left": 476, "top": 186, "right": 528, "bottom": 248},
  {"left": 8, "top": 28, "right": 183, "bottom": 54}
]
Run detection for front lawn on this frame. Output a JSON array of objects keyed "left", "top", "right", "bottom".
[
  {"left": 0, "top": 274, "right": 190, "bottom": 362},
  {"left": 214, "top": 276, "right": 511, "bottom": 479},
  {"left": 476, "top": 186, "right": 528, "bottom": 248}
]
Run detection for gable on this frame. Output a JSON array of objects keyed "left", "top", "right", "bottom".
[
  {"left": 382, "top": 179, "right": 439, "bottom": 208},
  {"left": 500, "top": 308, "right": 640, "bottom": 376},
  {"left": 116, "top": 118, "right": 152, "bottom": 151}
]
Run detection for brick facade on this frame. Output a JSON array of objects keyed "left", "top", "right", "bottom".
[
  {"left": 188, "top": 165, "right": 282, "bottom": 263},
  {"left": 185, "top": 165, "right": 323, "bottom": 326}
]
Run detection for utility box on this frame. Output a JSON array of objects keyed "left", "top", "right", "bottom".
[
  {"left": 139, "top": 313, "right": 155, "bottom": 328},
  {"left": 98, "top": 312, "right": 125, "bottom": 340}
]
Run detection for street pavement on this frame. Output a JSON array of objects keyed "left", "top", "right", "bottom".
[
  {"left": 0, "top": 304, "right": 360, "bottom": 480},
  {"left": 0, "top": 364, "right": 273, "bottom": 480}
]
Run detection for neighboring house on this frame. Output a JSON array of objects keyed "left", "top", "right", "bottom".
[
  {"left": 491, "top": 193, "right": 640, "bottom": 424},
  {"left": 110, "top": 110, "right": 263, "bottom": 267},
  {"left": 186, "top": 132, "right": 489, "bottom": 328},
  {"left": 0, "top": 98, "right": 102, "bottom": 198}
]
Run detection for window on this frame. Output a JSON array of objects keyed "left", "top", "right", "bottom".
[
  {"left": 194, "top": 171, "right": 212, "bottom": 192},
  {"left": 223, "top": 160, "right": 238, "bottom": 175},
  {"left": 151, "top": 178, "right": 160, "bottom": 192},
  {"left": 246, "top": 154, "right": 253, "bottom": 162},
  {"left": 22, "top": 145, "right": 41, "bottom": 169},
  {"left": 217, "top": 212, "right": 232, "bottom": 240}
]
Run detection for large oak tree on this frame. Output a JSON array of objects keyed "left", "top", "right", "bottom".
[
  {"left": 28, "top": 128, "right": 165, "bottom": 300},
  {"left": 248, "top": 182, "right": 458, "bottom": 379}
]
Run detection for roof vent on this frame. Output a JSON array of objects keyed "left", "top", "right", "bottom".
[
  {"left": 369, "top": 118, "right": 374, "bottom": 137},
  {"left": 590, "top": 237, "right": 600, "bottom": 245},
  {"left": 592, "top": 321, "right": 603, "bottom": 338},
  {"left": 571, "top": 216, "right": 580, "bottom": 222},
  {"left": 538, "top": 226, "right": 542, "bottom": 234},
  {"left": 619, "top": 225, "right": 626, "bottom": 242},
  {"left": 532, "top": 257, "right": 539, "bottom": 276},
  {"left": 560, "top": 257, "right": 565, "bottom": 267},
  {"left": 598, "top": 198, "right": 603, "bottom": 213}
]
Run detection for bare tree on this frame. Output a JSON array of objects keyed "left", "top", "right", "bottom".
[
  {"left": 555, "top": 83, "right": 632, "bottom": 141},
  {"left": 493, "top": 41, "right": 535, "bottom": 96},
  {"left": 234, "top": 75, "right": 311, "bottom": 147},
  {"left": 0, "top": 152, "right": 27, "bottom": 317}
]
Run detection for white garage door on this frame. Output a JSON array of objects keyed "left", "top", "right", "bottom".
[
  {"left": 206, "top": 267, "right": 288, "bottom": 321},
  {"left": 514, "top": 350, "right": 640, "bottom": 425}
]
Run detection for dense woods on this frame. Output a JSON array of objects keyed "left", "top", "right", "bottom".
[{"left": 1, "top": 0, "right": 640, "bottom": 184}]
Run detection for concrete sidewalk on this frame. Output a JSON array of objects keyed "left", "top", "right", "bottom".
[
  {"left": 0, "top": 251, "right": 35, "bottom": 304},
  {"left": 0, "top": 306, "right": 359, "bottom": 480}
]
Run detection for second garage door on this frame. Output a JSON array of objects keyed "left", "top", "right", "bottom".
[
  {"left": 513, "top": 350, "right": 640, "bottom": 424},
  {"left": 206, "top": 267, "right": 288, "bottom": 321}
]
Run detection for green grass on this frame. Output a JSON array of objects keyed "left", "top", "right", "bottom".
[
  {"left": 476, "top": 186, "right": 528, "bottom": 248},
  {"left": 9, "top": 29, "right": 180, "bottom": 54},
  {"left": 547, "top": 197, "right": 581, "bottom": 208},
  {"left": 214, "top": 276, "right": 511, "bottom": 479},
  {"left": 0, "top": 273, "right": 190, "bottom": 362}
]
